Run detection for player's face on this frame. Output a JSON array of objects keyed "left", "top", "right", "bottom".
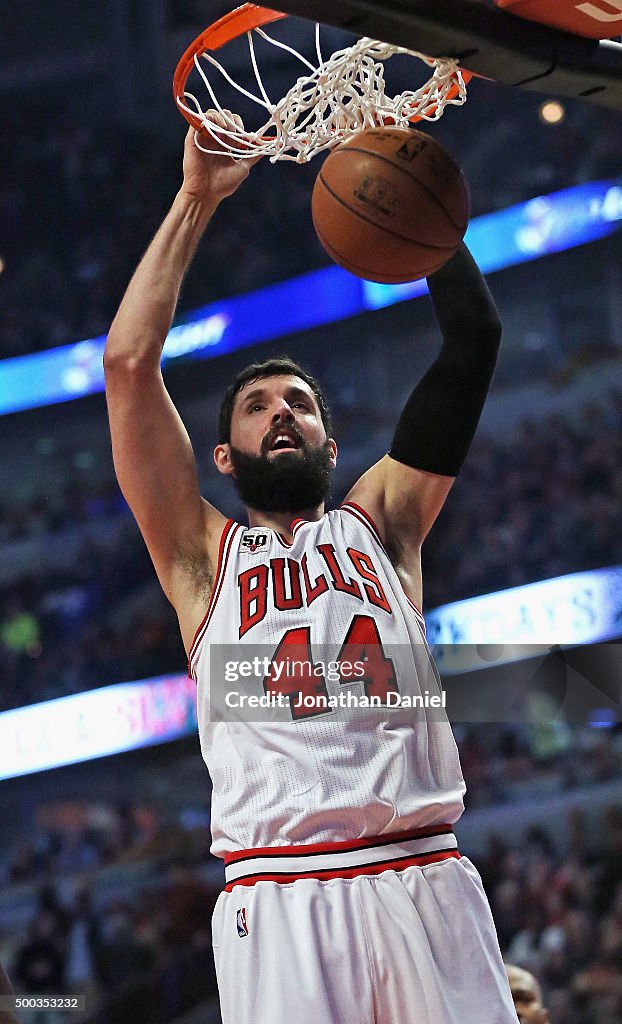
[
  {"left": 507, "top": 968, "right": 549, "bottom": 1024},
  {"left": 229, "top": 375, "right": 331, "bottom": 459},
  {"left": 215, "top": 375, "right": 337, "bottom": 514}
]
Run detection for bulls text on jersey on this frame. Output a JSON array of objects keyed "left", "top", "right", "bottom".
[{"left": 237, "top": 542, "right": 393, "bottom": 637}]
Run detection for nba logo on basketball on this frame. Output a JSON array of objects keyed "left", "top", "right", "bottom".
[
  {"left": 354, "top": 176, "right": 401, "bottom": 219},
  {"left": 396, "top": 136, "right": 427, "bottom": 162},
  {"left": 236, "top": 908, "right": 249, "bottom": 937},
  {"left": 241, "top": 530, "right": 269, "bottom": 553}
]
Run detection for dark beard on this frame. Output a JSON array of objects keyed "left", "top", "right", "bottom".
[{"left": 229, "top": 441, "right": 333, "bottom": 514}]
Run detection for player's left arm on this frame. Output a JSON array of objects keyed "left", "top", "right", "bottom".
[{"left": 346, "top": 242, "right": 501, "bottom": 554}]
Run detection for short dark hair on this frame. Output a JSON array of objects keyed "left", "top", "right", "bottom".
[{"left": 217, "top": 357, "right": 332, "bottom": 444}]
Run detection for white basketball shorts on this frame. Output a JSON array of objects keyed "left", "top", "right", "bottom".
[{"left": 212, "top": 826, "right": 518, "bottom": 1024}]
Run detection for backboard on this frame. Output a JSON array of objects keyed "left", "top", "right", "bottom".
[{"left": 270, "top": 0, "right": 622, "bottom": 109}]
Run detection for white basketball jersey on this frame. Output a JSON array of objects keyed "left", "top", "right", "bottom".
[{"left": 189, "top": 503, "right": 465, "bottom": 858}]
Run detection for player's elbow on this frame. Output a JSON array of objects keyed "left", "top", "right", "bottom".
[
  {"left": 103, "top": 344, "right": 160, "bottom": 380},
  {"left": 456, "top": 311, "right": 502, "bottom": 359},
  {"left": 484, "top": 309, "right": 502, "bottom": 347}
]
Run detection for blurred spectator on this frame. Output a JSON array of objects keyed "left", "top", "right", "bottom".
[
  {"left": 506, "top": 964, "right": 550, "bottom": 1023},
  {"left": 63, "top": 889, "right": 100, "bottom": 1009},
  {"left": 94, "top": 900, "right": 154, "bottom": 991},
  {"left": 164, "top": 862, "right": 216, "bottom": 947},
  {"left": 13, "top": 912, "right": 65, "bottom": 995}
]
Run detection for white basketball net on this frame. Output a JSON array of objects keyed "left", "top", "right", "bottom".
[{"left": 177, "top": 24, "right": 468, "bottom": 163}]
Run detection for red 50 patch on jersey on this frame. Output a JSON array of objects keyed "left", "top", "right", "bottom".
[{"left": 241, "top": 530, "right": 270, "bottom": 554}]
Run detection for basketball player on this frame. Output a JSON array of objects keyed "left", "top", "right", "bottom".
[
  {"left": 506, "top": 965, "right": 551, "bottom": 1023},
  {"left": 104, "top": 115, "right": 517, "bottom": 1023}
]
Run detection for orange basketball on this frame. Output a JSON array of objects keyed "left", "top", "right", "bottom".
[{"left": 312, "top": 127, "right": 469, "bottom": 284}]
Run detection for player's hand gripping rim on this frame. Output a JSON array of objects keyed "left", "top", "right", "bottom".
[{"left": 181, "top": 109, "right": 261, "bottom": 207}]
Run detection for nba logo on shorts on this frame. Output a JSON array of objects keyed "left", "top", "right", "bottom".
[{"left": 236, "top": 908, "right": 249, "bottom": 937}]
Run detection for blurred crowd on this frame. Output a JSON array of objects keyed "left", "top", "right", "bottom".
[
  {"left": 0, "top": 803, "right": 165, "bottom": 889},
  {"left": 0, "top": 114, "right": 320, "bottom": 362},
  {"left": 5, "top": 866, "right": 219, "bottom": 1024},
  {"left": 1, "top": 789, "right": 620, "bottom": 1024},
  {"left": 423, "top": 389, "right": 622, "bottom": 607},
  {"left": 1, "top": 386, "right": 621, "bottom": 711},
  {"left": 458, "top": 724, "right": 622, "bottom": 809},
  {"left": 481, "top": 804, "right": 622, "bottom": 1024}
]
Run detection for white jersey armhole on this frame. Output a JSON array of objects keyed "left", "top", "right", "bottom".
[
  {"left": 339, "top": 502, "right": 427, "bottom": 635},
  {"left": 188, "top": 519, "right": 243, "bottom": 680}
]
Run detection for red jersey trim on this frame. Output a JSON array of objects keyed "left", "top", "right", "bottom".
[
  {"left": 340, "top": 502, "right": 388, "bottom": 554},
  {"left": 224, "top": 849, "right": 460, "bottom": 890},
  {"left": 187, "top": 519, "right": 241, "bottom": 678},
  {"left": 339, "top": 503, "right": 426, "bottom": 626},
  {"left": 404, "top": 592, "right": 425, "bottom": 624},
  {"left": 280, "top": 518, "right": 315, "bottom": 545}
]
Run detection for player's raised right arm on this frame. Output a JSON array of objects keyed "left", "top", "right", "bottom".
[{"left": 104, "top": 119, "right": 256, "bottom": 630}]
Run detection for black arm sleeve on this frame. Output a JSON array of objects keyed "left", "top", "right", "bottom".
[{"left": 388, "top": 242, "right": 502, "bottom": 477}]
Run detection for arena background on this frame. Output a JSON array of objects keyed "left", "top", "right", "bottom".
[{"left": 1, "top": 3, "right": 621, "bottom": 1023}]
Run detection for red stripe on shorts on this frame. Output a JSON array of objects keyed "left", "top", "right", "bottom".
[{"left": 224, "top": 849, "right": 460, "bottom": 891}]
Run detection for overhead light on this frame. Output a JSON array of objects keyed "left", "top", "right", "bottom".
[{"left": 539, "top": 100, "right": 565, "bottom": 125}]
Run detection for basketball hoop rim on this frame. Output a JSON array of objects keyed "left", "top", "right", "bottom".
[
  {"left": 172, "top": 1, "right": 474, "bottom": 155},
  {"left": 173, "top": 4, "right": 287, "bottom": 134}
]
